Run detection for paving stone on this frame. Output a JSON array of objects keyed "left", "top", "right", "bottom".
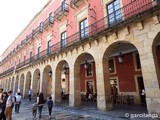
[{"left": 10, "top": 99, "right": 157, "bottom": 120}]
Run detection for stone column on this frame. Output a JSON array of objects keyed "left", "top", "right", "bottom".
[
  {"left": 69, "top": 63, "right": 81, "bottom": 107},
  {"left": 95, "top": 57, "right": 113, "bottom": 111},
  {"left": 52, "top": 65, "right": 61, "bottom": 103},
  {"left": 140, "top": 51, "right": 160, "bottom": 114}
]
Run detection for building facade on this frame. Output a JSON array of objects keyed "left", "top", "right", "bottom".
[{"left": 0, "top": 0, "right": 160, "bottom": 114}]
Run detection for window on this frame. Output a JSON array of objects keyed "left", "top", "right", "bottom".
[
  {"left": 61, "top": 31, "right": 66, "bottom": 49},
  {"left": 39, "top": 22, "right": 43, "bottom": 32},
  {"left": 30, "top": 52, "right": 32, "bottom": 62},
  {"left": 80, "top": 19, "right": 88, "bottom": 39},
  {"left": 107, "top": 0, "right": 122, "bottom": 26},
  {"left": 24, "top": 56, "right": 26, "bottom": 64},
  {"left": 109, "top": 58, "right": 115, "bottom": 73},
  {"left": 37, "top": 47, "right": 41, "bottom": 59},
  {"left": 85, "top": 63, "right": 93, "bottom": 77},
  {"left": 49, "top": 13, "right": 53, "bottom": 23},
  {"left": 47, "top": 40, "right": 52, "bottom": 55},
  {"left": 61, "top": 0, "right": 66, "bottom": 11},
  {"left": 18, "top": 59, "right": 20, "bottom": 65}
]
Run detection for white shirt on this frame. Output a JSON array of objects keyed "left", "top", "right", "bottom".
[
  {"left": 141, "top": 89, "right": 146, "bottom": 95},
  {"left": 15, "top": 95, "right": 21, "bottom": 102}
]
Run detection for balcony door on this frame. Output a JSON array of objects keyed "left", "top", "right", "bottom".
[
  {"left": 107, "top": 0, "right": 122, "bottom": 26},
  {"left": 80, "top": 18, "right": 88, "bottom": 40},
  {"left": 47, "top": 40, "right": 52, "bottom": 55},
  {"left": 61, "top": 31, "right": 66, "bottom": 49},
  {"left": 30, "top": 51, "right": 32, "bottom": 62},
  {"left": 37, "top": 47, "right": 41, "bottom": 59}
]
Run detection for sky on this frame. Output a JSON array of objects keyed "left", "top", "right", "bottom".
[{"left": 0, "top": 0, "right": 48, "bottom": 58}]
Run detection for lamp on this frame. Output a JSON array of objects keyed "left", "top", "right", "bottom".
[
  {"left": 84, "top": 59, "right": 89, "bottom": 69},
  {"left": 63, "top": 64, "right": 69, "bottom": 75},
  {"left": 118, "top": 52, "right": 123, "bottom": 64},
  {"left": 118, "top": 43, "right": 123, "bottom": 64},
  {"left": 49, "top": 70, "right": 52, "bottom": 77}
]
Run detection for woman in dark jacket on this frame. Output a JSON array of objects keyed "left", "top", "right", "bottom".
[
  {"left": 37, "top": 92, "right": 44, "bottom": 119},
  {"left": 1, "top": 92, "right": 8, "bottom": 120}
]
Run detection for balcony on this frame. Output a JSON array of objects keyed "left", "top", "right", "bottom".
[
  {"left": 43, "top": 15, "right": 54, "bottom": 30},
  {"left": 70, "top": 0, "right": 87, "bottom": 8},
  {"left": 0, "top": 0, "right": 160, "bottom": 77},
  {"left": 34, "top": 22, "right": 43, "bottom": 37},
  {"left": 54, "top": 3, "right": 69, "bottom": 21}
]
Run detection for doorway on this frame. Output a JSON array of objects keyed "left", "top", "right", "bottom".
[{"left": 137, "top": 76, "right": 145, "bottom": 104}]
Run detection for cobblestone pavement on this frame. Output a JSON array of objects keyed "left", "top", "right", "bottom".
[{"left": 11, "top": 99, "right": 158, "bottom": 120}]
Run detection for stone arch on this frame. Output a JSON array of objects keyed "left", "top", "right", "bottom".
[
  {"left": 72, "top": 52, "right": 96, "bottom": 106},
  {"left": 102, "top": 40, "right": 144, "bottom": 108},
  {"left": 42, "top": 65, "right": 52, "bottom": 97},
  {"left": 32, "top": 69, "right": 40, "bottom": 96},
  {"left": 54, "top": 60, "right": 69, "bottom": 103},
  {"left": 152, "top": 32, "right": 160, "bottom": 88},
  {"left": 14, "top": 75, "right": 19, "bottom": 93},
  {"left": 25, "top": 71, "right": 32, "bottom": 97},
  {"left": 20, "top": 73, "right": 25, "bottom": 95}
]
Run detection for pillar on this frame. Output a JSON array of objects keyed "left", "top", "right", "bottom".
[
  {"left": 95, "top": 57, "right": 113, "bottom": 111},
  {"left": 69, "top": 62, "right": 81, "bottom": 107},
  {"left": 140, "top": 51, "right": 160, "bottom": 114}
]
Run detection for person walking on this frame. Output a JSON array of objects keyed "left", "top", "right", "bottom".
[
  {"left": 28, "top": 89, "right": 32, "bottom": 101},
  {"left": 47, "top": 96, "right": 53, "bottom": 118},
  {"left": 37, "top": 92, "right": 44, "bottom": 119},
  {"left": 15, "top": 92, "right": 21, "bottom": 113},
  {"left": 0, "top": 92, "right": 8, "bottom": 120},
  {"left": 32, "top": 100, "right": 38, "bottom": 120},
  {"left": 141, "top": 89, "right": 146, "bottom": 106},
  {"left": 5, "top": 91, "right": 15, "bottom": 120}
]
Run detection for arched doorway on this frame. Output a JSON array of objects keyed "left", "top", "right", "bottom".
[
  {"left": 25, "top": 71, "right": 31, "bottom": 97},
  {"left": 73, "top": 53, "right": 96, "bottom": 107},
  {"left": 55, "top": 60, "right": 70, "bottom": 103},
  {"left": 20, "top": 74, "right": 24, "bottom": 95},
  {"left": 105, "top": 42, "right": 146, "bottom": 108},
  {"left": 42, "top": 65, "right": 52, "bottom": 97},
  {"left": 32, "top": 69, "right": 40, "bottom": 97}
]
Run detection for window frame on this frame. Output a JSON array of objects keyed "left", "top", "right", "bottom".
[
  {"left": 85, "top": 62, "right": 93, "bottom": 77},
  {"left": 79, "top": 18, "right": 88, "bottom": 40},
  {"left": 61, "top": 31, "right": 67, "bottom": 49},
  {"left": 106, "top": 0, "right": 122, "bottom": 26}
]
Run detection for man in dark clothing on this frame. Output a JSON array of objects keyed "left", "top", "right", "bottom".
[{"left": 47, "top": 96, "right": 53, "bottom": 118}]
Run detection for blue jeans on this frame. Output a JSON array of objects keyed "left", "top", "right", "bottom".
[{"left": 38, "top": 105, "right": 43, "bottom": 118}]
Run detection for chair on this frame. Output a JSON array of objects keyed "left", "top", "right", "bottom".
[{"left": 116, "top": 95, "right": 122, "bottom": 105}]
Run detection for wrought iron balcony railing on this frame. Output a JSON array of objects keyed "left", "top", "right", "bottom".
[
  {"left": 33, "top": 22, "right": 43, "bottom": 38},
  {"left": 54, "top": 3, "right": 69, "bottom": 20},
  {"left": 43, "top": 15, "right": 54, "bottom": 29},
  {"left": 0, "top": 0, "right": 160, "bottom": 77}
]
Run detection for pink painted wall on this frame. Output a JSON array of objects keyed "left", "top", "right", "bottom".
[{"left": 1, "top": 0, "right": 104, "bottom": 72}]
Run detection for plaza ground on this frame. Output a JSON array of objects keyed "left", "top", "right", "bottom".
[{"left": 10, "top": 99, "right": 159, "bottom": 120}]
